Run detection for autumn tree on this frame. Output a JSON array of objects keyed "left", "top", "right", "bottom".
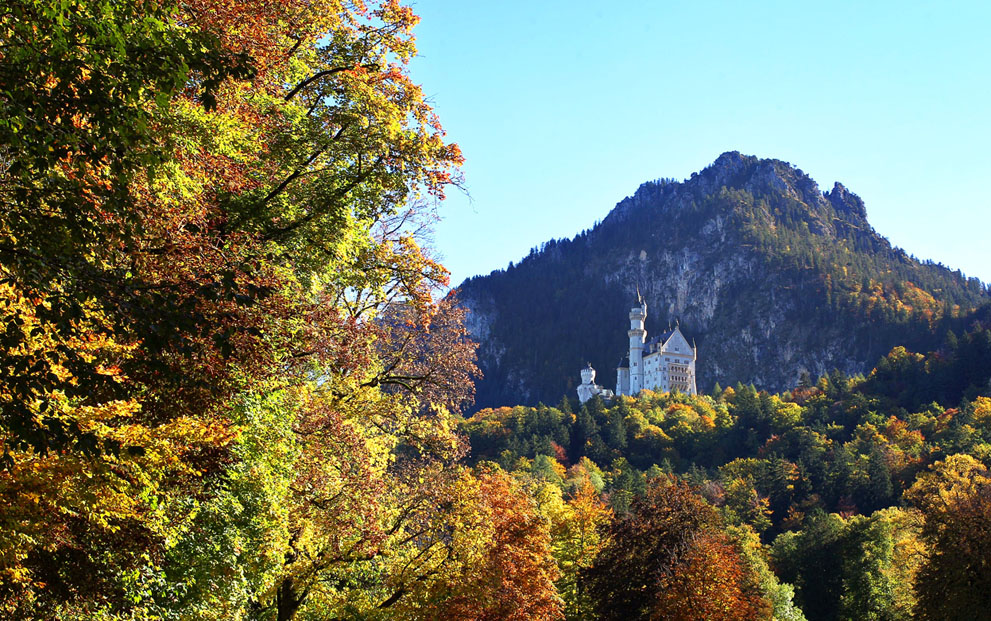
[
  {"left": 585, "top": 476, "right": 771, "bottom": 621},
  {"left": 906, "top": 454, "right": 991, "bottom": 620},
  {"left": 0, "top": 0, "right": 255, "bottom": 458},
  {"left": 1, "top": 0, "right": 473, "bottom": 617},
  {"left": 532, "top": 474, "right": 613, "bottom": 619},
  {"left": 404, "top": 466, "right": 564, "bottom": 621}
]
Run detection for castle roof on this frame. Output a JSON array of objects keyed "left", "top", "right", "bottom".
[{"left": 656, "top": 329, "right": 677, "bottom": 344}]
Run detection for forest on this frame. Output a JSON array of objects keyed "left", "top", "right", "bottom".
[
  {"left": 2, "top": 1, "right": 990, "bottom": 620},
  {"left": 464, "top": 324, "right": 991, "bottom": 619}
]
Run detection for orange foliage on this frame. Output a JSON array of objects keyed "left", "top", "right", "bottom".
[
  {"left": 425, "top": 468, "right": 564, "bottom": 621},
  {"left": 1, "top": 0, "right": 467, "bottom": 615},
  {"left": 655, "top": 533, "right": 772, "bottom": 621}
]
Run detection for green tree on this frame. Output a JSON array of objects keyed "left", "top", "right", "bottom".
[{"left": 730, "top": 525, "right": 807, "bottom": 621}]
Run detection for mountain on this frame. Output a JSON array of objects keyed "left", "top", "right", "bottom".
[{"left": 457, "top": 152, "right": 989, "bottom": 409}]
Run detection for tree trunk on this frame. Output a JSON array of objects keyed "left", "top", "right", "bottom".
[{"left": 276, "top": 577, "right": 305, "bottom": 621}]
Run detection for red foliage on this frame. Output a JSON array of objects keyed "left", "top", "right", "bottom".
[{"left": 585, "top": 476, "right": 771, "bottom": 621}]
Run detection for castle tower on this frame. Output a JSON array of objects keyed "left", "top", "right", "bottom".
[
  {"left": 628, "top": 298, "right": 647, "bottom": 394},
  {"left": 580, "top": 363, "right": 596, "bottom": 386},
  {"left": 578, "top": 363, "right": 614, "bottom": 404}
]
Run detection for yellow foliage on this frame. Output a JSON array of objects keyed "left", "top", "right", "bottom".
[
  {"left": 904, "top": 453, "right": 991, "bottom": 512},
  {"left": 972, "top": 396, "right": 991, "bottom": 427}
]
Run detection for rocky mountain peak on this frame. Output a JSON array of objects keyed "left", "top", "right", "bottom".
[
  {"left": 613, "top": 153, "right": 863, "bottom": 230},
  {"left": 826, "top": 181, "right": 868, "bottom": 221},
  {"left": 690, "top": 153, "right": 874, "bottom": 227},
  {"left": 689, "top": 151, "right": 756, "bottom": 196},
  {"left": 688, "top": 153, "right": 814, "bottom": 206},
  {"left": 706, "top": 150, "right": 755, "bottom": 180}
]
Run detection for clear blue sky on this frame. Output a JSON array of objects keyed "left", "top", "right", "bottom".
[{"left": 409, "top": 0, "right": 991, "bottom": 288}]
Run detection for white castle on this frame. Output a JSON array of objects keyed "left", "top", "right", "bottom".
[{"left": 577, "top": 296, "right": 698, "bottom": 404}]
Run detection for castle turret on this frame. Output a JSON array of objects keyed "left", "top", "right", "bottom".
[
  {"left": 628, "top": 299, "right": 647, "bottom": 394},
  {"left": 616, "top": 356, "right": 630, "bottom": 396},
  {"left": 580, "top": 363, "right": 596, "bottom": 386},
  {"left": 578, "top": 363, "right": 614, "bottom": 404}
]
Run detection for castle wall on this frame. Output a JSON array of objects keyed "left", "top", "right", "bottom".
[{"left": 616, "top": 367, "right": 630, "bottom": 395}]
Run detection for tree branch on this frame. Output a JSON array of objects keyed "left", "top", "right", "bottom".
[
  {"left": 262, "top": 155, "right": 384, "bottom": 241},
  {"left": 284, "top": 64, "right": 379, "bottom": 101}
]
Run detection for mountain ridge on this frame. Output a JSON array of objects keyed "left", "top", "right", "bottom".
[{"left": 458, "top": 152, "right": 988, "bottom": 410}]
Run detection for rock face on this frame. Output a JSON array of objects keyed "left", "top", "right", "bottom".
[{"left": 457, "top": 153, "right": 988, "bottom": 410}]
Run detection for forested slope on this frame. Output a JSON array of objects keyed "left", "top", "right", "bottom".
[{"left": 461, "top": 322, "right": 991, "bottom": 620}]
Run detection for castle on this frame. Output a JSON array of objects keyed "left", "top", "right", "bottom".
[{"left": 577, "top": 297, "right": 698, "bottom": 403}]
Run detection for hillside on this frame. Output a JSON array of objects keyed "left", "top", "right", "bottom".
[
  {"left": 458, "top": 152, "right": 989, "bottom": 409},
  {"left": 459, "top": 329, "right": 991, "bottom": 620}
]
